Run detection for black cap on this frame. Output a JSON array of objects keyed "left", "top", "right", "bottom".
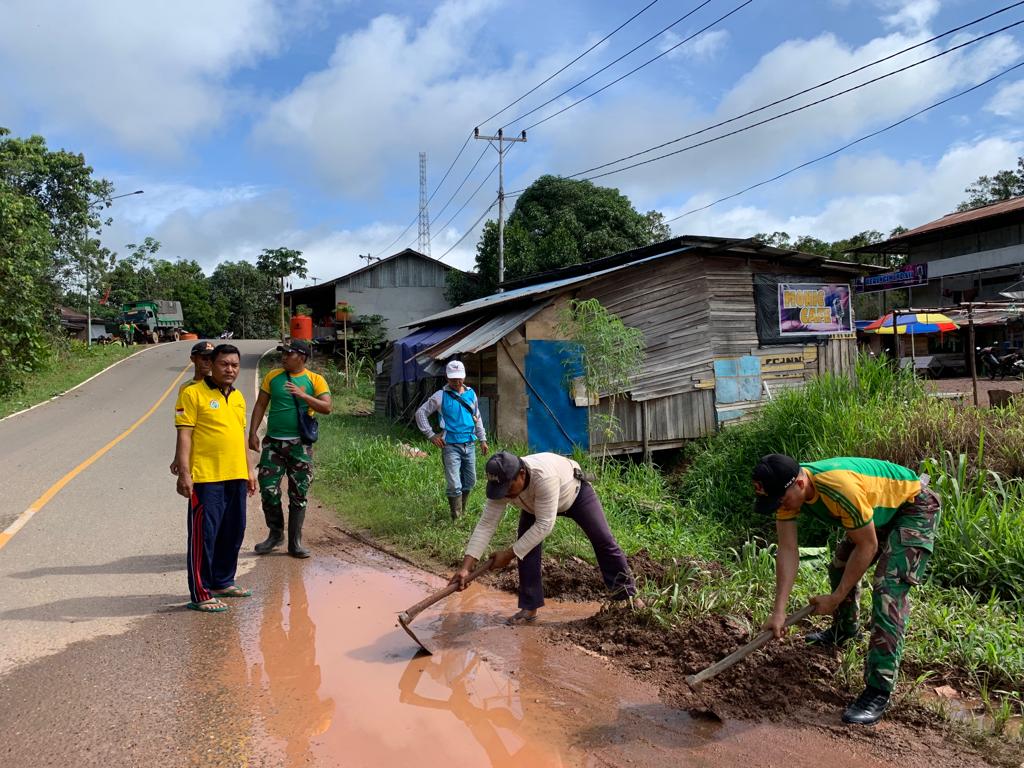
[
  {"left": 485, "top": 451, "right": 523, "bottom": 500},
  {"left": 190, "top": 340, "right": 215, "bottom": 356},
  {"left": 752, "top": 454, "right": 800, "bottom": 514},
  {"left": 277, "top": 339, "right": 311, "bottom": 357}
]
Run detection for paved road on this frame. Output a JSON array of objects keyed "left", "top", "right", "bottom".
[{"left": 0, "top": 340, "right": 273, "bottom": 674}]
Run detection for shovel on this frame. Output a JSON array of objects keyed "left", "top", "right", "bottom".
[
  {"left": 685, "top": 604, "right": 815, "bottom": 687},
  {"left": 397, "top": 555, "right": 496, "bottom": 655}
]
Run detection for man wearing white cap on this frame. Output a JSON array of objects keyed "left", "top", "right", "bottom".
[{"left": 415, "top": 359, "right": 489, "bottom": 520}]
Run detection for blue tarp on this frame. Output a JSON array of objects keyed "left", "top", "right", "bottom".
[{"left": 390, "top": 323, "right": 467, "bottom": 386}]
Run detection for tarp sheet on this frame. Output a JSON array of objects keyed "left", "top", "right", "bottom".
[{"left": 390, "top": 322, "right": 467, "bottom": 386}]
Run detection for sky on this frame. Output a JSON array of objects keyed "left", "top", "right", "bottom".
[{"left": 2, "top": 0, "right": 1024, "bottom": 287}]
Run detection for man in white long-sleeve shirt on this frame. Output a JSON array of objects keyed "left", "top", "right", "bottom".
[{"left": 449, "top": 451, "right": 637, "bottom": 624}]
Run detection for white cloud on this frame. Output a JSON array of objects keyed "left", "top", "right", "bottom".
[
  {"left": 0, "top": 0, "right": 282, "bottom": 156},
  {"left": 878, "top": 0, "right": 941, "bottom": 33},
  {"left": 665, "top": 136, "right": 1024, "bottom": 241},
  {"left": 660, "top": 29, "right": 730, "bottom": 62},
  {"left": 985, "top": 79, "right": 1024, "bottom": 118}
]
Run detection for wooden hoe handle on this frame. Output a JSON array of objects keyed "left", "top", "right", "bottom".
[
  {"left": 400, "top": 556, "right": 495, "bottom": 623},
  {"left": 685, "top": 604, "right": 816, "bottom": 687}
]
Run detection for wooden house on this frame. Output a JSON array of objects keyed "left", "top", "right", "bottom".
[{"left": 385, "top": 236, "right": 872, "bottom": 456}]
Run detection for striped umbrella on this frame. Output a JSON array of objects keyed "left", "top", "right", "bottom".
[{"left": 863, "top": 312, "right": 958, "bottom": 334}]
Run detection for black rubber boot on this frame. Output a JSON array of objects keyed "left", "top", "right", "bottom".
[
  {"left": 805, "top": 625, "right": 861, "bottom": 647},
  {"left": 841, "top": 686, "right": 890, "bottom": 725},
  {"left": 255, "top": 529, "right": 284, "bottom": 554},
  {"left": 461, "top": 491, "right": 472, "bottom": 515},
  {"left": 288, "top": 508, "right": 310, "bottom": 559},
  {"left": 448, "top": 495, "right": 462, "bottom": 521}
]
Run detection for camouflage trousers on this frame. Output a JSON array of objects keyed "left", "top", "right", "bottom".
[
  {"left": 828, "top": 484, "right": 941, "bottom": 693},
  {"left": 258, "top": 437, "right": 314, "bottom": 531}
]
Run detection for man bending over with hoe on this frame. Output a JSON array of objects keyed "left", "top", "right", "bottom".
[
  {"left": 753, "top": 454, "right": 940, "bottom": 725},
  {"left": 450, "top": 451, "right": 639, "bottom": 624}
]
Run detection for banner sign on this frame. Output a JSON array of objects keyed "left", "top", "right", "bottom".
[
  {"left": 854, "top": 263, "right": 927, "bottom": 293},
  {"left": 777, "top": 283, "right": 854, "bottom": 336}
]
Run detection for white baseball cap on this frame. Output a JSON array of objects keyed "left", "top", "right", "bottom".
[{"left": 445, "top": 360, "right": 466, "bottom": 379}]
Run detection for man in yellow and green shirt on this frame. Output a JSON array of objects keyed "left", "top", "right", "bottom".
[
  {"left": 173, "top": 344, "right": 256, "bottom": 612},
  {"left": 753, "top": 454, "right": 940, "bottom": 726},
  {"left": 249, "top": 340, "right": 331, "bottom": 558}
]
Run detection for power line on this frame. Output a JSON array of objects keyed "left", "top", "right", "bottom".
[
  {"left": 476, "top": 0, "right": 664, "bottom": 128},
  {"left": 503, "top": 14, "right": 1024, "bottom": 198},
  {"left": 410, "top": 158, "right": 501, "bottom": 251},
  {"left": 428, "top": 145, "right": 489, "bottom": 226},
  {"left": 437, "top": 198, "right": 499, "bottom": 261},
  {"left": 665, "top": 59, "right": 1024, "bottom": 224},
  {"left": 575, "top": 18, "right": 1024, "bottom": 183},
  {"left": 561, "top": 0, "right": 1024, "bottom": 179},
  {"left": 500, "top": 0, "right": 722, "bottom": 131},
  {"left": 522, "top": 0, "right": 754, "bottom": 132}
]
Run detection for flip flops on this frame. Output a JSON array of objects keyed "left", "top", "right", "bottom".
[
  {"left": 186, "top": 599, "right": 228, "bottom": 613},
  {"left": 212, "top": 585, "right": 252, "bottom": 598}
]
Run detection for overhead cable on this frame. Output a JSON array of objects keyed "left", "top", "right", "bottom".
[
  {"left": 477, "top": 0, "right": 663, "bottom": 128},
  {"left": 665, "top": 59, "right": 1024, "bottom": 223},
  {"left": 499, "top": 0, "right": 723, "bottom": 130}
]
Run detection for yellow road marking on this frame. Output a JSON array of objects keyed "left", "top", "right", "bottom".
[{"left": 0, "top": 365, "right": 191, "bottom": 552}]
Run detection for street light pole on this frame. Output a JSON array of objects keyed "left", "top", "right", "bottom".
[{"left": 86, "top": 190, "right": 144, "bottom": 346}]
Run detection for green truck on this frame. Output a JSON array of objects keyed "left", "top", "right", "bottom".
[{"left": 119, "top": 300, "right": 185, "bottom": 343}]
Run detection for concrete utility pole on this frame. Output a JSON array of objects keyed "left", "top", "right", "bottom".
[{"left": 474, "top": 127, "right": 526, "bottom": 292}]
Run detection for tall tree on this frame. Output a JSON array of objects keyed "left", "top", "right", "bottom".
[
  {"left": 956, "top": 158, "right": 1024, "bottom": 212},
  {"left": 209, "top": 260, "right": 278, "bottom": 339},
  {"left": 256, "top": 247, "right": 307, "bottom": 338},
  {"left": 447, "top": 176, "right": 669, "bottom": 304}
]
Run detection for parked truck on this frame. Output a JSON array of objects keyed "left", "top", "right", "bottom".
[{"left": 119, "top": 300, "right": 185, "bottom": 343}]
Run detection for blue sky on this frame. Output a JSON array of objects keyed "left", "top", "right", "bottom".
[{"left": 2, "top": 0, "right": 1024, "bottom": 285}]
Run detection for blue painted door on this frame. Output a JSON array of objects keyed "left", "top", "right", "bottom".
[{"left": 524, "top": 341, "right": 589, "bottom": 454}]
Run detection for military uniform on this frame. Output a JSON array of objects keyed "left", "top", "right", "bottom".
[{"left": 775, "top": 457, "right": 941, "bottom": 693}]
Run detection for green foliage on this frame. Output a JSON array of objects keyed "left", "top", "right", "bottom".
[
  {"left": 257, "top": 246, "right": 306, "bottom": 338},
  {"left": 558, "top": 298, "right": 646, "bottom": 450},
  {"left": 956, "top": 157, "right": 1024, "bottom": 212},
  {"left": 208, "top": 260, "right": 277, "bottom": 339},
  {"left": 449, "top": 175, "right": 669, "bottom": 301},
  {"left": 151, "top": 258, "right": 228, "bottom": 337}
]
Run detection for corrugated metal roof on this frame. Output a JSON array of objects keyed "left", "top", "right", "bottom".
[
  {"left": 855, "top": 196, "right": 1024, "bottom": 253},
  {"left": 416, "top": 302, "right": 548, "bottom": 362},
  {"left": 406, "top": 247, "right": 695, "bottom": 327}
]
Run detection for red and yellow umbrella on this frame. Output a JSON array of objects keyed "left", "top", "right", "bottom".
[{"left": 863, "top": 312, "right": 958, "bottom": 334}]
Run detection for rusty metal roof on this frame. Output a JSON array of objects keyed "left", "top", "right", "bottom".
[{"left": 855, "top": 196, "right": 1024, "bottom": 253}]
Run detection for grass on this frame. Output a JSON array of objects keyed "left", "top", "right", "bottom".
[
  {"left": 302, "top": 351, "right": 1023, "bottom": 720},
  {"left": 0, "top": 340, "right": 136, "bottom": 419}
]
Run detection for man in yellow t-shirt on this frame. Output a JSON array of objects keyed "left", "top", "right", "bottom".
[
  {"left": 173, "top": 344, "right": 256, "bottom": 613},
  {"left": 249, "top": 340, "right": 331, "bottom": 558},
  {"left": 170, "top": 340, "right": 215, "bottom": 477}
]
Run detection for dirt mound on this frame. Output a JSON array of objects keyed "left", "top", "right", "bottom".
[
  {"left": 556, "top": 606, "right": 843, "bottom": 721},
  {"left": 487, "top": 550, "right": 669, "bottom": 601}
]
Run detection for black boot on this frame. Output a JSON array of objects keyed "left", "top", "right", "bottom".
[
  {"left": 805, "top": 625, "right": 861, "bottom": 647},
  {"left": 255, "top": 503, "right": 285, "bottom": 554},
  {"left": 841, "top": 685, "right": 890, "bottom": 725},
  {"left": 255, "top": 529, "right": 284, "bottom": 554},
  {"left": 461, "top": 491, "right": 472, "bottom": 515},
  {"left": 447, "top": 496, "right": 462, "bottom": 521},
  {"left": 288, "top": 508, "right": 310, "bottom": 559}
]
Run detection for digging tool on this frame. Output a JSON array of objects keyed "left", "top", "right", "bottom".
[
  {"left": 685, "top": 604, "right": 815, "bottom": 687},
  {"left": 397, "top": 556, "right": 495, "bottom": 655}
]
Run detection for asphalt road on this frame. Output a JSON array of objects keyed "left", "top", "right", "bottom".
[{"left": 0, "top": 340, "right": 273, "bottom": 674}]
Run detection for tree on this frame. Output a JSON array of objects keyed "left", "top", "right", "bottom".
[
  {"left": 148, "top": 258, "right": 228, "bottom": 337},
  {"left": 956, "top": 158, "right": 1024, "bottom": 212},
  {"left": 256, "top": 247, "right": 307, "bottom": 338},
  {"left": 209, "top": 260, "right": 278, "bottom": 339},
  {"left": 447, "top": 176, "right": 669, "bottom": 304}
]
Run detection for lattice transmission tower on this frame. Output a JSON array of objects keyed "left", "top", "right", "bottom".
[{"left": 418, "top": 152, "right": 431, "bottom": 256}]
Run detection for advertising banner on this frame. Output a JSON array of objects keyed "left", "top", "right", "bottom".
[
  {"left": 777, "top": 283, "right": 854, "bottom": 336},
  {"left": 854, "top": 263, "right": 927, "bottom": 293}
]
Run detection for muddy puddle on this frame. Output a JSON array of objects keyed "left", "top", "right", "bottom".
[{"left": 186, "top": 530, "right": 965, "bottom": 768}]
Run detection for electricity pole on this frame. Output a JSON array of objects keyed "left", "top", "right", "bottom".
[{"left": 474, "top": 127, "right": 526, "bottom": 292}]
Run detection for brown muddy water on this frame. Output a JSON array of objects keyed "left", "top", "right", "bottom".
[{"left": 210, "top": 543, "right": 906, "bottom": 768}]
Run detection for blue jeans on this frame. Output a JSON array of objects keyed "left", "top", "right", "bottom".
[{"left": 442, "top": 442, "right": 476, "bottom": 498}]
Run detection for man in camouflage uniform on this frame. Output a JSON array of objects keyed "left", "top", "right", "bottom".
[
  {"left": 752, "top": 454, "right": 941, "bottom": 725},
  {"left": 248, "top": 340, "right": 331, "bottom": 558}
]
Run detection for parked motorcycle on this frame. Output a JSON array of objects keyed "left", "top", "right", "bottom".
[{"left": 978, "top": 347, "right": 1024, "bottom": 380}]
